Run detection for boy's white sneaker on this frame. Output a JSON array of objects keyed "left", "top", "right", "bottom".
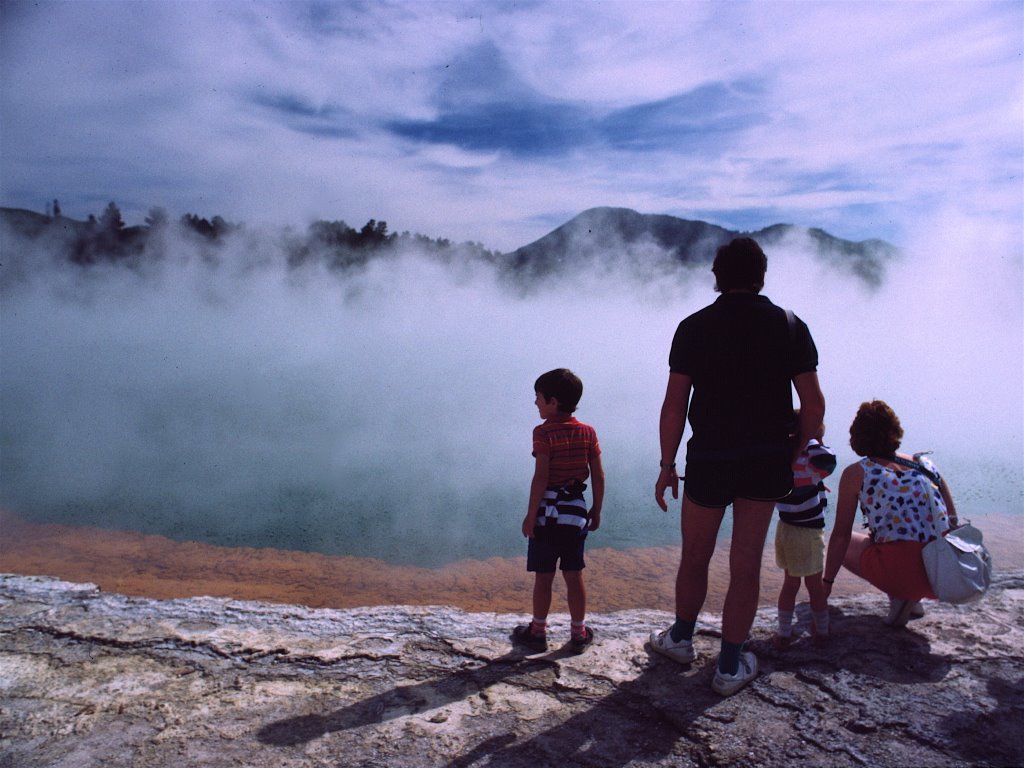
[
  {"left": 711, "top": 651, "right": 758, "bottom": 696},
  {"left": 649, "top": 628, "right": 697, "bottom": 664}
]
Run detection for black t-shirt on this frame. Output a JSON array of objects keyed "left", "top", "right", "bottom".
[{"left": 669, "top": 293, "right": 818, "bottom": 453}]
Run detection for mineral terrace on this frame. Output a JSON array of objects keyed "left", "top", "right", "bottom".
[{"left": 1, "top": 571, "right": 1022, "bottom": 767}]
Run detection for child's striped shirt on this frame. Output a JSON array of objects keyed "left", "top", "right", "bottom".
[{"left": 776, "top": 439, "right": 837, "bottom": 528}]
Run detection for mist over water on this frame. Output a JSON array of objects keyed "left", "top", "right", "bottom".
[{"left": 2, "top": 217, "right": 1021, "bottom": 566}]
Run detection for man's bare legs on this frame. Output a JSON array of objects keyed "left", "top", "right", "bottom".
[
  {"left": 721, "top": 497, "right": 775, "bottom": 644},
  {"left": 665, "top": 494, "right": 774, "bottom": 683},
  {"left": 674, "top": 495, "right": 775, "bottom": 641},
  {"left": 674, "top": 496, "right": 726, "bottom": 621}
]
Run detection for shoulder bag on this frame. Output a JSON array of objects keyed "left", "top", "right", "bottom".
[
  {"left": 923, "top": 522, "right": 993, "bottom": 604},
  {"left": 892, "top": 455, "right": 993, "bottom": 604}
]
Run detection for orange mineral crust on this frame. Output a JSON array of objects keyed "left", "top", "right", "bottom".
[{"left": 3, "top": 510, "right": 1019, "bottom": 613}]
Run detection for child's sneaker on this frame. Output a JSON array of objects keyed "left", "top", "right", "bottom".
[
  {"left": 512, "top": 624, "right": 548, "bottom": 652},
  {"left": 711, "top": 650, "right": 758, "bottom": 696},
  {"left": 569, "top": 627, "right": 595, "bottom": 654},
  {"left": 909, "top": 601, "right": 926, "bottom": 619},
  {"left": 649, "top": 627, "right": 697, "bottom": 664}
]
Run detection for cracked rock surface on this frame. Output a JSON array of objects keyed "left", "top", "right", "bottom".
[{"left": 1, "top": 571, "right": 1022, "bottom": 767}]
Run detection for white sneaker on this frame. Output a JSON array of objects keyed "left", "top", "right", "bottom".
[
  {"left": 649, "top": 628, "right": 697, "bottom": 664},
  {"left": 711, "top": 651, "right": 758, "bottom": 696}
]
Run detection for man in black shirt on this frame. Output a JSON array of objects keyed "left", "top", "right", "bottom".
[{"left": 651, "top": 237, "right": 826, "bottom": 696}]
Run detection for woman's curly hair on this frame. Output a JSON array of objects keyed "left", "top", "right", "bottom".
[{"left": 849, "top": 400, "right": 903, "bottom": 457}]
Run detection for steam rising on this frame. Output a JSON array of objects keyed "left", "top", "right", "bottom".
[{"left": 1, "top": 218, "right": 1020, "bottom": 565}]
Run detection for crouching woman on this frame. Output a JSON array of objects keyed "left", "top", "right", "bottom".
[{"left": 821, "top": 400, "right": 959, "bottom": 627}]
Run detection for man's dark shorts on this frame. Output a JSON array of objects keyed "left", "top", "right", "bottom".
[
  {"left": 683, "top": 445, "right": 793, "bottom": 508},
  {"left": 527, "top": 524, "right": 587, "bottom": 572}
]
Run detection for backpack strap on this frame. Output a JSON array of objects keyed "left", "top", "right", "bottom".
[
  {"left": 888, "top": 455, "right": 941, "bottom": 486},
  {"left": 783, "top": 308, "right": 797, "bottom": 377}
]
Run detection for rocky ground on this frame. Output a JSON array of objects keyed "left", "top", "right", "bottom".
[{"left": 1, "top": 571, "right": 1022, "bottom": 768}]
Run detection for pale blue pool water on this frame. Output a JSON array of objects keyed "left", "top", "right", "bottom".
[{"left": 3, "top": 241, "right": 1021, "bottom": 567}]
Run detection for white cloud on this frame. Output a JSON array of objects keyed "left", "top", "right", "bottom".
[{"left": 0, "top": 0, "right": 1020, "bottom": 251}]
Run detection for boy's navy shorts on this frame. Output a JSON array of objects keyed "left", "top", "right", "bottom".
[
  {"left": 683, "top": 444, "right": 793, "bottom": 508},
  {"left": 527, "top": 524, "right": 587, "bottom": 573}
]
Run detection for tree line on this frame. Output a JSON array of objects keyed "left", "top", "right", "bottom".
[{"left": 10, "top": 199, "right": 500, "bottom": 269}]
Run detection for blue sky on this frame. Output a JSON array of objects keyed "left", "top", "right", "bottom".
[{"left": 1, "top": 0, "right": 1021, "bottom": 251}]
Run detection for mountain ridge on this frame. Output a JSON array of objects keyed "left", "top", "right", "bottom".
[
  {"left": 1, "top": 204, "right": 897, "bottom": 287},
  {"left": 504, "top": 206, "right": 897, "bottom": 286}
]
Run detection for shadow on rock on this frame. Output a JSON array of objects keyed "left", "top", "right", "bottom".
[
  {"left": 945, "top": 670, "right": 1024, "bottom": 766},
  {"left": 440, "top": 651, "right": 723, "bottom": 768},
  {"left": 256, "top": 650, "right": 565, "bottom": 747},
  {"left": 754, "top": 605, "right": 953, "bottom": 684},
  {"left": 255, "top": 606, "right": 960, "bottom": 766},
  {"left": 258, "top": 644, "right": 724, "bottom": 766}
]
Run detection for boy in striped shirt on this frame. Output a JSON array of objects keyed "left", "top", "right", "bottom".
[
  {"left": 514, "top": 368, "right": 605, "bottom": 654},
  {"left": 774, "top": 421, "right": 837, "bottom": 647}
]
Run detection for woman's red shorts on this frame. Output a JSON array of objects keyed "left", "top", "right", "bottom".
[{"left": 859, "top": 539, "right": 936, "bottom": 601}]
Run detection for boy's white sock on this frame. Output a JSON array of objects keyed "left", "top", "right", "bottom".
[
  {"left": 530, "top": 618, "right": 548, "bottom": 635},
  {"left": 777, "top": 608, "right": 794, "bottom": 637},
  {"left": 571, "top": 619, "right": 587, "bottom": 638}
]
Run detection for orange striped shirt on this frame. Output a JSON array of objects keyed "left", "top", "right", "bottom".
[{"left": 532, "top": 416, "right": 601, "bottom": 488}]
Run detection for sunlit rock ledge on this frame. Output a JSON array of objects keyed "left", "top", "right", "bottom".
[{"left": 2, "top": 572, "right": 1022, "bottom": 768}]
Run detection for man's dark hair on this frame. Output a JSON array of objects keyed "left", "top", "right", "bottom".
[
  {"left": 535, "top": 368, "right": 583, "bottom": 413},
  {"left": 712, "top": 237, "right": 768, "bottom": 293},
  {"left": 849, "top": 400, "right": 904, "bottom": 457}
]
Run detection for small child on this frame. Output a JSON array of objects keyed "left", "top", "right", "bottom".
[
  {"left": 513, "top": 368, "right": 605, "bottom": 654},
  {"left": 774, "top": 421, "right": 837, "bottom": 648}
]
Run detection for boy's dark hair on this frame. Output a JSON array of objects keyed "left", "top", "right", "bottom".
[
  {"left": 849, "top": 400, "right": 903, "bottom": 457},
  {"left": 712, "top": 237, "right": 767, "bottom": 293},
  {"left": 535, "top": 368, "right": 583, "bottom": 414}
]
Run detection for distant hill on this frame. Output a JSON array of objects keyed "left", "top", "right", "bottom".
[
  {"left": 0, "top": 205, "right": 149, "bottom": 265},
  {"left": 502, "top": 207, "right": 898, "bottom": 287},
  {"left": 1, "top": 204, "right": 897, "bottom": 287},
  {"left": 0, "top": 207, "right": 60, "bottom": 238}
]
